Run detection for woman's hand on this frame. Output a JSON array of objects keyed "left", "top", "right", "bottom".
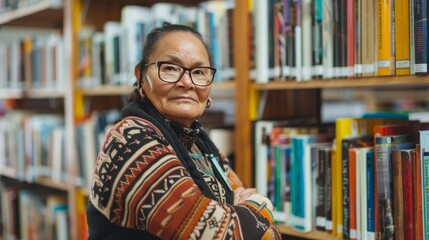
[{"left": 233, "top": 187, "right": 257, "bottom": 204}]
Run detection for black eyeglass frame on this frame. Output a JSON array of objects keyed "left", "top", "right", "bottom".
[{"left": 144, "top": 61, "right": 217, "bottom": 86}]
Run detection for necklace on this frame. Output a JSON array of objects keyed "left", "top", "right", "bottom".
[{"left": 188, "top": 144, "right": 214, "bottom": 176}]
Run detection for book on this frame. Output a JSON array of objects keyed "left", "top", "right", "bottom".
[
  {"left": 365, "top": 147, "right": 376, "bottom": 240},
  {"left": 312, "top": 0, "right": 323, "bottom": 79},
  {"left": 342, "top": 136, "right": 373, "bottom": 239},
  {"left": 348, "top": 148, "right": 358, "bottom": 240},
  {"left": 254, "top": 0, "right": 270, "bottom": 83},
  {"left": 374, "top": 134, "right": 414, "bottom": 240},
  {"left": 413, "top": 0, "right": 428, "bottom": 74},
  {"left": 346, "top": 0, "right": 355, "bottom": 78},
  {"left": 326, "top": 147, "right": 334, "bottom": 232},
  {"left": 422, "top": 150, "right": 429, "bottom": 240},
  {"left": 254, "top": 120, "right": 278, "bottom": 197},
  {"left": 409, "top": 0, "right": 416, "bottom": 74},
  {"left": 322, "top": 0, "right": 334, "bottom": 79},
  {"left": 285, "top": 0, "right": 297, "bottom": 80},
  {"left": 120, "top": 5, "right": 153, "bottom": 84},
  {"left": 419, "top": 130, "right": 429, "bottom": 239},
  {"left": 273, "top": 144, "right": 291, "bottom": 223},
  {"left": 290, "top": 134, "right": 330, "bottom": 232},
  {"left": 401, "top": 149, "right": 415, "bottom": 240},
  {"left": 301, "top": 0, "right": 312, "bottom": 80},
  {"left": 377, "top": 0, "right": 395, "bottom": 76},
  {"left": 413, "top": 144, "right": 424, "bottom": 240},
  {"left": 391, "top": 149, "right": 404, "bottom": 240},
  {"left": 334, "top": 118, "right": 382, "bottom": 238},
  {"left": 361, "top": 0, "right": 377, "bottom": 76},
  {"left": 294, "top": 0, "right": 302, "bottom": 81},
  {"left": 315, "top": 146, "right": 332, "bottom": 231},
  {"left": 356, "top": 147, "right": 374, "bottom": 240},
  {"left": 394, "top": 0, "right": 411, "bottom": 75},
  {"left": 310, "top": 143, "right": 331, "bottom": 230},
  {"left": 103, "top": 21, "right": 126, "bottom": 85}
]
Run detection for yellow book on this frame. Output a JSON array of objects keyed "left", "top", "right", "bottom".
[
  {"left": 377, "top": 0, "right": 395, "bottom": 75},
  {"left": 394, "top": 0, "right": 410, "bottom": 75}
]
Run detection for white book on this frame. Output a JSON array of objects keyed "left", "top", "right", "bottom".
[
  {"left": 151, "top": 2, "right": 184, "bottom": 27},
  {"left": 254, "top": 121, "right": 274, "bottom": 196},
  {"left": 121, "top": 5, "right": 153, "bottom": 84},
  {"left": 82, "top": 117, "right": 97, "bottom": 190},
  {"left": 91, "top": 32, "right": 105, "bottom": 87},
  {"left": 103, "top": 21, "right": 125, "bottom": 85},
  {"left": 360, "top": 147, "right": 372, "bottom": 240},
  {"left": 254, "top": 0, "right": 269, "bottom": 83}
]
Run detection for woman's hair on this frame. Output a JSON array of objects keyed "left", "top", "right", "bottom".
[{"left": 129, "top": 23, "right": 213, "bottom": 102}]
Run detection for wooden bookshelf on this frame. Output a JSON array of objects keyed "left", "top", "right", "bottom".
[
  {"left": 254, "top": 75, "right": 429, "bottom": 90},
  {"left": 277, "top": 225, "right": 341, "bottom": 240},
  {"left": 0, "top": 0, "right": 63, "bottom": 28}
]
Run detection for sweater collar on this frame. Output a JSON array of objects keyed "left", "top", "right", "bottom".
[{"left": 166, "top": 120, "right": 204, "bottom": 151}]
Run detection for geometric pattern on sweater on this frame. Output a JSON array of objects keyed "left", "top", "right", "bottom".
[{"left": 89, "top": 116, "right": 272, "bottom": 239}]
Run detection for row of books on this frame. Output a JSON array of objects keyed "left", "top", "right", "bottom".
[
  {"left": 0, "top": 0, "right": 53, "bottom": 13},
  {"left": 0, "top": 28, "right": 66, "bottom": 90},
  {"left": 0, "top": 183, "right": 69, "bottom": 240},
  {"left": 78, "top": 1, "right": 235, "bottom": 89},
  {"left": 252, "top": 0, "right": 429, "bottom": 83},
  {"left": 0, "top": 111, "right": 70, "bottom": 183},
  {"left": 254, "top": 117, "right": 429, "bottom": 239}
]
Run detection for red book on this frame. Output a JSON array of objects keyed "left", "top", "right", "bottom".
[
  {"left": 392, "top": 150, "right": 404, "bottom": 240},
  {"left": 402, "top": 149, "right": 415, "bottom": 240},
  {"left": 413, "top": 145, "right": 423, "bottom": 240}
]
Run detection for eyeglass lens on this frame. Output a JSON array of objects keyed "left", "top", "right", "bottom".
[{"left": 158, "top": 62, "right": 214, "bottom": 86}]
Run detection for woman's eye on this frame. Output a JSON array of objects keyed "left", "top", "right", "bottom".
[
  {"left": 162, "top": 64, "right": 180, "bottom": 72},
  {"left": 193, "top": 69, "right": 205, "bottom": 75}
]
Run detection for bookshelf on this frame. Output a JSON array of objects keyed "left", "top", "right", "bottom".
[
  {"left": 1, "top": 0, "right": 428, "bottom": 240},
  {"left": 232, "top": 1, "right": 429, "bottom": 240},
  {"left": 0, "top": 0, "right": 75, "bottom": 239}
]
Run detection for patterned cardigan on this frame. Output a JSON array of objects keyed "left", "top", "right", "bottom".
[{"left": 86, "top": 100, "right": 281, "bottom": 239}]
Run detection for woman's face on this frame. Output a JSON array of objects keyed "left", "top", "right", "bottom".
[{"left": 141, "top": 31, "right": 212, "bottom": 127}]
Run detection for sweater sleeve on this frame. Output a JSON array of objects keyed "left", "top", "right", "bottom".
[{"left": 89, "top": 116, "right": 280, "bottom": 240}]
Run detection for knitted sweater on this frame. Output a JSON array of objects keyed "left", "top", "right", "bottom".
[{"left": 86, "top": 99, "right": 280, "bottom": 239}]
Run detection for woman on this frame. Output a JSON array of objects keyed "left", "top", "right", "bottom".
[{"left": 86, "top": 23, "right": 281, "bottom": 240}]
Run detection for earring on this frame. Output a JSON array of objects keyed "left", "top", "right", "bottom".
[
  {"left": 139, "top": 88, "right": 145, "bottom": 98},
  {"left": 206, "top": 97, "right": 212, "bottom": 108}
]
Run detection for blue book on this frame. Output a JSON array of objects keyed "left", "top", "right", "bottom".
[{"left": 290, "top": 134, "right": 330, "bottom": 232}]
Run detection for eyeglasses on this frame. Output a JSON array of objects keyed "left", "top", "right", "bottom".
[{"left": 145, "top": 61, "right": 216, "bottom": 86}]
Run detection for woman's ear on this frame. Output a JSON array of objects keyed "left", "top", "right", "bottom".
[{"left": 134, "top": 65, "right": 141, "bottom": 87}]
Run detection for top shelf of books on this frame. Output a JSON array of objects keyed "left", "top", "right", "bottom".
[
  {"left": 0, "top": 0, "right": 63, "bottom": 28},
  {"left": 254, "top": 75, "right": 429, "bottom": 90}
]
